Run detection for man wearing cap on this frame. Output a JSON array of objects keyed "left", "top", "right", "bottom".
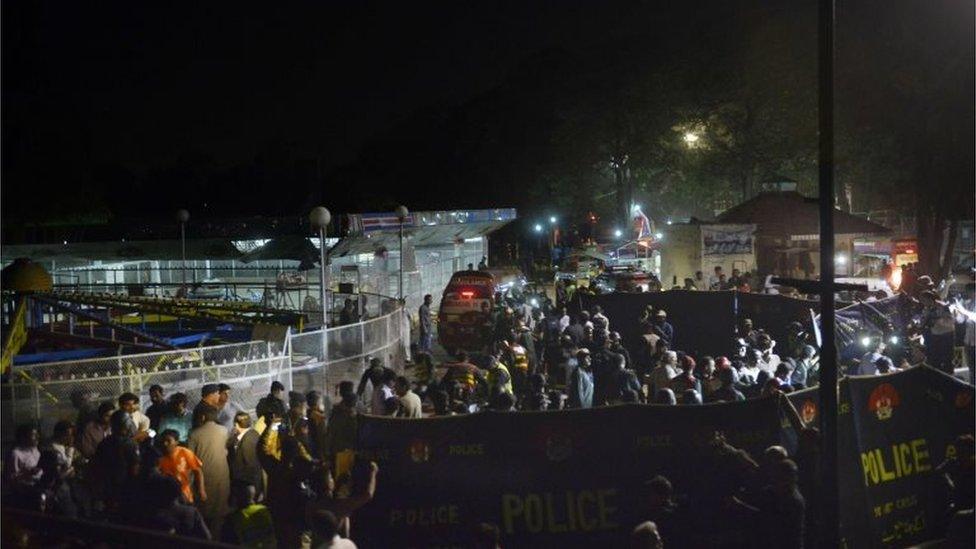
[
  {"left": 568, "top": 349, "right": 594, "bottom": 409},
  {"left": 651, "top": 309, "right": 673, "bottom": 347}
]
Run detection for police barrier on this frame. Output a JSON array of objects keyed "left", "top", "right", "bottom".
[
  {"left": 786, "top": 367, "right": 975, "bottom": 548},
  {"left": 355, "top": 367, "right": 973, "bottom": 548},
  {"left": 576, "top": 290, "right": 737, "bottom": 358},
  {"left": 356, "top": 398, "right": 783, "bottom": 547},
  {"left": 576, "top": 290, "right": 817, "bottom": 362}
]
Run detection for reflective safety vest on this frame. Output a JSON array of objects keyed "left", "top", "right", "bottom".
[
  {"left": 446, "top": 363, "right": 477, "bottom": 391},
  {"left": 510, "top": 344, "right": 529, "bottom": 373},
  {"left": 487, "top": 363, "right": 513, "bottom": 395},
  {"left": 229, "top": 504, "right": 277, "bottom": 548}
]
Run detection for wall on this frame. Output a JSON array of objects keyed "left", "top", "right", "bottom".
[
  {"left": 659, "top": 224, "right": 701, "bottom": 287},
  {"left": 660, "top": 224, "right": 757, "bottom": 286}
]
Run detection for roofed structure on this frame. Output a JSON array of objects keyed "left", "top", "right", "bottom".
[{"left": 716, "top": 191, "right": 891, "bottom": 238}]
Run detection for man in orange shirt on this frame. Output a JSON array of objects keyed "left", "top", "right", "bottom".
[{"left": 159, "top": 429, "right": 207, "bottom": 504}]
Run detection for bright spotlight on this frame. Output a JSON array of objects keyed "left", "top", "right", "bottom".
[
  {"left": 860, "top": 336, "right": 872, "bottom": 347},
  {"left": 534, "top": 224, "right": 543, "bottom": 233},
  {"left": 889, "top": 335, "right": 899, "bottom": 345},
  {"left": 683, "top": 132, "right": 699, "bottom": 144},
  {"left": 835, "top": 254, "right": 847, "bottom": 265},
  {"left": 654, "top": 232, "right": 663, "bottom": 240},
  {"left": 549, "top": 216, "right": 557, "bottom": 224},
  {"left": 614, "top": 229, "right": 623, "bottom": 238}
]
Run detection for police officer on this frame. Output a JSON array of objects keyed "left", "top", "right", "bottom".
[
  {"left": 220, "top": 482, "right": 277, "bottom": 547},
  {"left": 485, "top": 355, "right": 514, "bottom": 398}
]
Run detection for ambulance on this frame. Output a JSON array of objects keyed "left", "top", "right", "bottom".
[{"left": 436, "top": 270, "right": 499, "bottom": 355}]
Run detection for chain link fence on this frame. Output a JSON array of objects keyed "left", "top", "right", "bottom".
[
  {"left": 289, "top": 309, "right": 409, "bottom": 400},
  {"left": 2, "top": 304, "right": 408, "bottom": 441}
]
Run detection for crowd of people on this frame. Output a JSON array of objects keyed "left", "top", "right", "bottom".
[
  {"left": 4, "top": 261, "right": 974, "bottom": 548},
  {"left": 411, "top": 300, "right": 825, "bottom": 416},
  {"left": 3, "top": 381, "right": 381, "bottom": 548}
]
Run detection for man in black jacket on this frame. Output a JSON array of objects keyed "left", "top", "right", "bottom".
[
  {"left": 255, "top": 381, "right": 287, "bottom": 421},
  {"left": 227, "top": 411, "right": 264, "bottom": 502}
]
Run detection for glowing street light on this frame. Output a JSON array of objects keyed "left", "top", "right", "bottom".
[
  {"left": 614, "top": 229, "right": 623, "bottom": 238},
  {"left": 549, "top": 216, "right": 557, "bottom": 224},
  {"left": 309, "top": 206, "right": 332, "bottom": 328},
  {"left": 654, "top": 232, "right": 663, "bottom": 240},
  {"left": 683, "top": 132, "right": 700, "bottom": 145},
  {"left": 534, "top": 223, "right": 543, "bottom": 233}
]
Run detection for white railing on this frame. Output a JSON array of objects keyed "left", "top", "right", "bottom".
[{"left": 1, "top": 303, "right": 409, "bottom": 440}]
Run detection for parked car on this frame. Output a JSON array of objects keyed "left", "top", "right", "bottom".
[{"left": 592, "top": 266, "right": 658, "bottom": 293}]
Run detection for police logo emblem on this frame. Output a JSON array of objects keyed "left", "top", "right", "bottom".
[
  {"left": 409, "top": 439, "right": 430, "bottom": 463},
  {"left": 868, "top": 383, "right": 900, "bottom": 421}
]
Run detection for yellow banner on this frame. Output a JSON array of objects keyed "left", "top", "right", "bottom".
[{"left": 1, "top": 298, "right": 28, "bottom": 374}]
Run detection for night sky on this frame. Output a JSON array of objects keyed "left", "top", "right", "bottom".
[{"left": 2, "top": 0, "right": 972, "bottom": 225}]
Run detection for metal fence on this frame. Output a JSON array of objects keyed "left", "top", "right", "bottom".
[
  {"left": 1, "top": 304, "right": 408, "bottom": 440},
  {"left": 289, "top": 308, "right": 409, "bottom": 400}
]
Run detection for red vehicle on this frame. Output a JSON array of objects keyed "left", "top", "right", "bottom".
[{"left": 437, "top": 270, "right": 497, "bottom": 354}]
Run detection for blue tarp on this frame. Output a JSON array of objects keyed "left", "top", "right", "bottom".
[{"left": 13, "top": 348, "right": 111, "bottom": 365}]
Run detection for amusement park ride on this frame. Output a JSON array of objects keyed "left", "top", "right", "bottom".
[{"left": 1, "top": 258, "right": 308, "bottom": 373}]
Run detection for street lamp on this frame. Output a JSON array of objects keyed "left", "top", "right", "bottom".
[
  {"left": 549, "top": 216, "right": 557, "bottom": 224},
  {"left": 614, "top": 229, "right": 623, "bottom": 238},
  {"left": 309, "top": 206, "right": 331, "bottom": 329},
  {"left": 534, "top": 224, "right": 543, "bottom": 233},
  {"left": 683, "top": 132, "right": 700, "bottom": 146},
  {"left": 176, "top": 209, "right": 190, "bottom": 288},
  {"left": 395, "top": 205, "right": 409, "bottom": 301}
]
